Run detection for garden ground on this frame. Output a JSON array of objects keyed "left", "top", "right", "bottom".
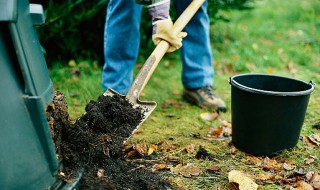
[{"left": 50, "top": 0, "right": 320, "bottom": 189}]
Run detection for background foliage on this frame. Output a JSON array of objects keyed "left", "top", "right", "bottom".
[{"left": 31, "top": 0, "right": 253, "bottom": 66}]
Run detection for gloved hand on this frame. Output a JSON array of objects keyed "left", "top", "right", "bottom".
[{"left": 148, "top": 0, "right": 187, "bottom": 52}]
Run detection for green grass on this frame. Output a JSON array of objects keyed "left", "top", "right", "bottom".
[{"left": 50, "top": 0, "right": 320, "bottom": 189}]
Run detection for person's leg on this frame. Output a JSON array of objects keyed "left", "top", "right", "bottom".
[
  {"left": 173, "top": 0, "right": 226, "bottom": 111},
  {"left": 102, "top": 0, "right": 143, "bottom": 94},
  {"left": 173, "top": 0, "right": 213, "bottom": 89}
]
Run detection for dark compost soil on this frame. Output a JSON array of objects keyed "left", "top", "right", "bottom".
[{"left": 47, "top": 91, "right": 172, "bottom": 190}]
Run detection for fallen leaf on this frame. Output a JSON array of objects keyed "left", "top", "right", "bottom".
[
  {"left": 58, "top": 172, "right": 66, "bottom": 177},
  {"left": 286, "top": 61, "right": 298, "bottom": 75},
  {"left": 246, "top": 64, "right": 256, "bottom": 72},
  {"left": 152, "top": 164, "right": 168, "bottom": 171},
  {"left": 164, "top": 60, "right": 171, "bottom": 67},
  {"left": 228, "top": 170, "right": 258, "bottom": 190},
  {"left": 184, "top": 144, "right": 196, "bottom": 154},
  {"left": 310, "top": 172, "right": 320, "bottom": 189},
  {"left": 307, "top": 133, "right": 320, "bottom": 146},
  {"left": 283, "top": 163, "right": 296, "bottom": 171},
  {"left": 133, "top": 129, "right": 143, "bottom": 135},
  {"left": 126, "top": 150, "right": 138, "bottom": 158},
  {"left": 262, "top": 157, "right": 278, "bottom": 171},
  {"left": 230, "top": 146, "right": 238, "bottom": 155},
  {"left": 222, "top": 63, "right": 236, "bottom": 74},
  {"left": 222, "top": 127, "right": 232, "bottom": 137},
  {"left": 171, "top": 163, "right": 203, "bottom": 178},
  {"left": 208, "top": 127, "right": 224, "bottom": 137},
  {"left": 200, "top": 112, "right": 219, "bottom": 121},
  {"left": 148, "top": 145, "right": 158, "bottom": 155},
  {"left": 267, "top": 67, "right": 274, "bottom": 74},
  {"left": 165, "top": 99, "right": 182, "bottom": 108},
  {"left": 167, "top": 155, "right": 180, "bottom": 163},
  {"left": 294, "top": 168, "right": 307, "bottom": 176},
  {"left": 280, "top": 177, "right": 299, "bottom": 184},
  {"left": 220, "top": 120, "right": 232, "bottom": 128},
  {"left": 255, "top": 173, "right": 274, "bottom": 181},
  {"left": 306, "top": 171, "right": 315, "bottom": 181},
  {"left": 296, "top": 181, "right": 313, "bottom": 190},
  {"left": 97, "top": 169, "right": 105, "bottom": 178},
  {"left": 305, "top": 155, "right": 316, "bottom": 165},
  {"left": 249, "top": 157, "right": 262, "bottom": 166},
  {"left": 73, "top": 101, "right": 81, "bottom": 107},
  {"left": 133, "top": 144, "right": 147, "bottom": 156},
  {"left": 159, "top": 141, "right": 179, "bottom": 153},
  {"left": 171, "top": 89, "right": 180, "bottom": 95},
  {"left": 206, "top": 166, "right": 222, "bottom": 172}
]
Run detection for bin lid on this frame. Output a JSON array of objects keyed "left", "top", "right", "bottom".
[{"left": 0, "top": 1, "right": 17, "bottom": 21}]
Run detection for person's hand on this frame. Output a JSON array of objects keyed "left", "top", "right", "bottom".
[{"left": 148, "top": 0, "right": 187, "bottom": 52}]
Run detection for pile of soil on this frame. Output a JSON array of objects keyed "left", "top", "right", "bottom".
[{"left": 47, "top": 91, "right": 172, "bottom": 190}]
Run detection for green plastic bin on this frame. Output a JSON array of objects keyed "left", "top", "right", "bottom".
[{"left": 0, "top": 0, "right": 58, "bottom": 189}]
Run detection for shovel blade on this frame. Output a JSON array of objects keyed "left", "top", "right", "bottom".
[{"left": 103, "top": 88, "right": 157, "bottom": 140}]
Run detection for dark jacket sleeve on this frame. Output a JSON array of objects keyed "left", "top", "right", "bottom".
[{"left": 135, "top": 0, "right": 166, "bottom": 5}]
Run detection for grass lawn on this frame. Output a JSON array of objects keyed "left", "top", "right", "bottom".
[{"left": 50, "top": 0, "right": 319, "bottom": 189}]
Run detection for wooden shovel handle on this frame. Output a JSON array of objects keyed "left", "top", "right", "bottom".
[{"left": 126, "top": 0, "right": 206, "bottom": 102}]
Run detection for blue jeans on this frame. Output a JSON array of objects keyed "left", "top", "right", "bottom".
[{"left": 102, "top": 0, "right": 214, "bottom": 94}]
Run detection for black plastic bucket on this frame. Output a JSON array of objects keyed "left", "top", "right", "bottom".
[{"left": 229, "top": 73, "right": 314, "bottom": 156}]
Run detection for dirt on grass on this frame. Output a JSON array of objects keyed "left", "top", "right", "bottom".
[{"left": 47, "top": 91, "right": 172, "bottom": 190}]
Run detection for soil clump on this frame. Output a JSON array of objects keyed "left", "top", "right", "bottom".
[{"left": 47, "top": 91, "right": 172, "bottom": 189}]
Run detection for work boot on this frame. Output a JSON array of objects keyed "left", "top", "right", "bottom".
[{"left": 183, "top": 86, "right": 227, "bottom": 112}]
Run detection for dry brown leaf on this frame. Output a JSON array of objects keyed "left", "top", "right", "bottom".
[
  {"left": 133, "top": 144, "right": 147, "bottom": 156},
  {"left": 250, "top": 157, "right": 262, "bottom": 166},
  {"left": 255, "top": 173, "right": 274, "bottom": 181},
  {"left": 167, "top": 155, "right": 180, "bottom": 163},
  {"left": 262, "top": 157, "right": 278, "bottom": 171},
  {"left": 295, "top": 168, "right": 307, "bottom": 176},
  {"left": 306, "top": 171, "right": 315, "bottom": 181},
  {"left": 171, "top": 163, "right": 203, "bottom": 178},
  {"left": 165, "top": 99, "right": 182, "bottom": 108},
  {"left": 171, "top": 89, "right": 180, "bottom": 95},
  {"left": 133, "top": 129, "right": 143, "bottom": 135},
  {"left": 206, "top": 166, "right": 222, "bottom": 172},
  {"left": 97, "top": 169, "right": 105, "bottom": 178},
  {"left": 267, "top": 67, "right": 274, "bottom": 74},
  {"left": 208, "top": 127, "right": 224, "bottom": 137},
  {"left": 184, "top": 144, "right": 196, "bottom": 154},
  {"left": 220, "top": 63, "right": 235, "bottom": 74},
  {"left": 126, "top": 150, "right": 138, "bottom": 158},
  {"left": 246, "top": 64, "right": 256, "bottom": 72},
  {"left": 228, "top": 170, "right": 258, "bottom": 190},
  {"left": 286, "top": 61, "right": 298, "bottom": 75},
  {"left": 221, "top": 120, "right": 232, "bottom": 128},
  {"left": 283, "top": 163, "right": 296, "bottom": 171},
  {"left": 159, "top": 142, "right": 179, "bottom": 153},
  {"left": 310, "top": 172, "right": 320, "bottom": 189},
  {"left": 222, "top": 126, "right": 232, "bottom": 137},
  {"left": 230, "top": 146, "right": 238, "bottom": 155},
  {"left": 296, "top": 181, "right": 314, "bottom": 190},
  {"left": 148, "top": 145, "right": 158, "bottom": 155},
  {"left": 200, "top": 112, "right": 219, "bottom": 121},
  {"left": 58, "top": 172, "right": 66, "bottom": 177},
  {"left": 305, "top": 155, "right": 316, "bottom": 165},
  {"left": 280, "top": 177, "right": 299, "bottom": 184},
  {"left": 152, "top": 164, "right": 168, "bottom": 171},
  {"left": 307, "top": 133, "right": 320, "bottom": 146}
]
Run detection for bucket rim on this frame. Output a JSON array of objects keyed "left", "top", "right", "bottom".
[{"left": 229, "top": 73, "right": 314, "bottom": 96}]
